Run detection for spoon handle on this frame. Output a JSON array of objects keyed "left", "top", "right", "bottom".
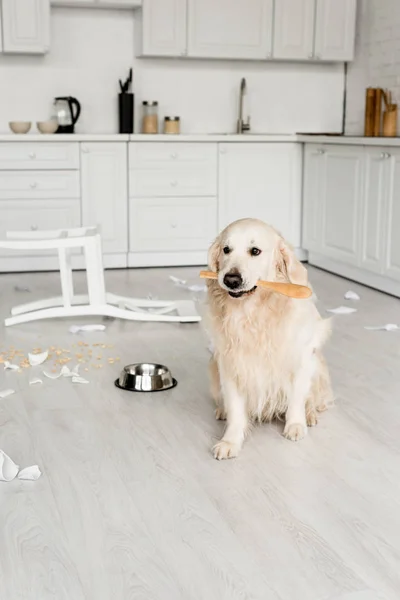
[{"left": 199, "top": 270, "right": 312, "bottom": 299}]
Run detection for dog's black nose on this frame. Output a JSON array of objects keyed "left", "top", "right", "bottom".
[{"left": 223, "top": 271, "right": 243, "bottom": 290}]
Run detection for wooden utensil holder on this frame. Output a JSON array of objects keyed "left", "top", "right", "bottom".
[{"left": 383, "top": 106, "right": 398, "bottom": 137}]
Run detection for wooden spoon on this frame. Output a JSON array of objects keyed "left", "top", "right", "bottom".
[{"left": 200, "top": 270, "right": 312, "bottom": 299}]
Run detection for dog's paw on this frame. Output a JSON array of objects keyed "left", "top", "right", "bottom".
[
  {"left": 283, "top": 423, "right": 307, "bottom": 442},
  {"left": 215, "top": 407, "right": 227, "bottom": 421},
  {"left": 306, "top": 411, "right": 318, "bottom": 427},
  {"left": 213, "top": 440, "right": 240, "bottom": 460}
]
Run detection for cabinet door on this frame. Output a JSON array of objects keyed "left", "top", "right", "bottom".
[
  {"left": 97, "top": 0, "right": 141, "bottom": 6},
  {"left": 187, "top": 0, "right": 273, "bottom": 59},
  {"left": 218, "top": 143, "right": 302, "bottom": 246},
  {"left": 141, "top": 0, "right": 187, "bottom": 57},
  {"left": 2, "top": 0, "right": 50, "bottom": 54},
  {"left": 273, "top": 0, "right": 315, "bottom": 60},
  {"left": 314, "top": 0, "right": 357, "bottom": 61},
  {"left": 81, "top": 143, "right": 128, "bottom": 254},
  {"left": 384, "top": 150, "right": 400, "bottom": 282},
  {"left": 359, "top": 149, "right": 388, "bottom": 274},
  {"left": 302, "top": 145, "right": 325, "bottom": 252},
  {"left": 320, "top": 145, "right": 363, "bottom": 265}
]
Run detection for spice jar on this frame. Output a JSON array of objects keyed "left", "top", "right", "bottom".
[
  {"left": 163, "top": 116, "right": 180, "bottom": 135},
  {"left": 142, "top": 101, "right": 159, "bottom": 134}
]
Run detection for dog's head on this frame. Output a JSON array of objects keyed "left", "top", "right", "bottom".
[{"left": 208, "top": 218, "right": 307, "bottom": 299}]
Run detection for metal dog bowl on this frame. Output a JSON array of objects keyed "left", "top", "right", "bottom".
[{"left": 115, "top": 363, "right": 177, "bottom": 393}]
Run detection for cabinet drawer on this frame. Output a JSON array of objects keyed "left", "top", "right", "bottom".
[
  {"left": 0, "top": 171, "right": 80, "bottom": 199},
  {"left": 0, "top": 143, "right": 79, "bottom": 170},
  {"left": 129, "top": 196, "right": 217, "bottom": 252},
  {"left": 130, "top": 166, "right": 217, "bottom": 197},
  {"left": 0, "top": 199, "right": 81, "bottom": 257},
  {"left": 129, "top": 142, "right": 217, "bottom": 169}
]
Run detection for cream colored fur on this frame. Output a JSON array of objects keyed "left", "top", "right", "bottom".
[{"left": 207, "top": 218, "right": 333, "bottom": 460}]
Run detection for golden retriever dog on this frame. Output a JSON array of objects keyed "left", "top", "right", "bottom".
[{"left": 207, "top": 218, "right": 333, "bottom": 460}]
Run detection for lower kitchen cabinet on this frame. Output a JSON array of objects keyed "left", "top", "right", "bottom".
[
  {"left": 218, "top": 143, "right": 302, "bottom": 249},
  {"left": 303, "top": 143, "right": 400, "bottom": 297},
  {"left": 81, "top": 142, "right": 128, "bottom": 264}
]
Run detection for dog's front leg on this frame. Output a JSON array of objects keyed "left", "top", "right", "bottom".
[
  {"left": 213, "top": 366, "right": 248, "bottom": 460},
  {"left": 284, "top": 354, "right": 316, "bottom": 442}
]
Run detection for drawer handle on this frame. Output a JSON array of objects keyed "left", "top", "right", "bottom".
[
  {"left": 317, "top": 148, "right": 325, "bottom": 155},
  {"left": 30, "top": 225, "right": 38, "bottom": 231},
  {"left": 170, "top": 180, "right": 178, "bottom": 187},
  {"left": 29, "top": 152, "right": 36, "bottom": 159},
  {"left": 170, "top": 223, "right": 177, "bottom": 229},
  {"left": 30, "top": 182, "right": 37, "bottom": 189},
  {"left": 170, "top": 153, "right": 178, "bottom": 159}
]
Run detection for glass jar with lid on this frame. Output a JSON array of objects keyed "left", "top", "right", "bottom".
[
  {"left": 142, "top": 101, "right": 159, "bottom": 134},
  {"left": 163, "top": 116, "right": 180, "bottom": 134}
]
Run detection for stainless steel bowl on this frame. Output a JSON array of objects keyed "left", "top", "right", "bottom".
[{"left": 115, "top": 363, "right": 177, "bottom": 392}]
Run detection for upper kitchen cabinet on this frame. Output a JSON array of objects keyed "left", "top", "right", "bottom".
[
  {"left": 1, "top": 0, "right": 50, "bottom": 54},
  {"left": 187, "top": 0, "right": 273, "bottom": 59},
  {"left": 273, "top": 0, "right": 315, "bottom": 60},
  {"left": 314, "top": 0, "right": 357, "bottom": 61},
  {"left": 138, "top": 0, "right": 187, "bottom": 57}
]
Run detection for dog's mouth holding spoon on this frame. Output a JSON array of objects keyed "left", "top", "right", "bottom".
[{"left": 227, "top": 286, "right": 257, "bottom": 299}]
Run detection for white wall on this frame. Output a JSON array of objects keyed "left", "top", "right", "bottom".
[
  {"left": 0, "top": 7, "right": 345, "bottom": 135},
  {"left": 346, "top": 0, "right": 400, "bottom": 134}
]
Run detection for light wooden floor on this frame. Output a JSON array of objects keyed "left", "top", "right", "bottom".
[{"left": 0, "top": 265, "right": 399, "bottom": 600}]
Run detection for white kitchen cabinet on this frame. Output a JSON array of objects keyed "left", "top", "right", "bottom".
[
  {"left": 218, "top": 143, "right": 302, "bottom": 248},
  {"left": 273, "top": 0, "right": 315, "bottom": 60},
  {"left": 302, "top": 145, "right": 324, "bottom": 251},
  {"left": 314, "top": 0, "right": 357, "bottom": 61},
  {"left": 359, "top": 148, "right": 388, "bottom": 274},
  {"left": 51, "top": 0, "right": 141, "bottom": 7},
  {"left": 316, "top": 145, "right": 363, "bottom": 266},
  {"left": 0, "top": 11, "right": 3, "bottom": 52},
  {"left": 187, "top": 0, "right": 273, "bottom": 59},
  {"left": 1, "top": 0, "right": 50, "bottom": 54},
  {"left": 81, "top": 143, "right": 128, "bottom": 255},
  {"left": 139, "top": 0, "right": 187, "bottom": 57},
  {"left": 384, "top": 149, "right": 400, "bottom": 282}
]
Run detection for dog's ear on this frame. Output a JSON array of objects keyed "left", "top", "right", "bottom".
[
  {"left": 277, "top": 239, "right": 308, "bottom": 286},
  {"left": 208, "top": 237, "right": 221, "bottom": 272}
]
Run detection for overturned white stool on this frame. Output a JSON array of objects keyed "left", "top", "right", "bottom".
[{"left": 0, "top": 226, "right": 201, "bottom": 326}]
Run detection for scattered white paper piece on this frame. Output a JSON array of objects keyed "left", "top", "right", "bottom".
[
  {"left": 17, "top": 465, "right": 42, "bottom": 481},
  {"left": 364, "top": 323, "right": 399, "bottom": 331},
  {"left": 170, "top": 275, "right": 207, "bottom": 293},
  {"left": 28, "top": 350, "right": 48, "bottom": 366},
  {"left": 72, "top": 376, "right": 89, "bottom": 384},
  {"left": 0, "top": 450, "right": 19, "bottom": 482},
  {"left": 43, "top": 364, "right": 80, "bottom": 379},
  {"left": 69, "top": 324, "right": 106, "bottom": 334},
  {"left": 14, "top": 285, "right": 31, "bottom": 293},
  {"left": 326, "top": 306, "right": 357, "bottom": 315},
  {"left": 0, "top": 388, "right": 15, "bottom": 399},
  {"left": 29, "top": 378, "right": 43, "bottom": 385},
  {"left": 344, "top": 290, "right": 360, "bottom": 301},
  {"left": 3, "top": 361, "right": 19, "bottom": 371}
]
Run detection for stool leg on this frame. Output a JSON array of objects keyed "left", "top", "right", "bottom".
[
  {"left": 58, "top": 247, "right": 74, "bottom": 307},
  {"left": 84, "top": 235, "right": 106, "bottom": 305}
]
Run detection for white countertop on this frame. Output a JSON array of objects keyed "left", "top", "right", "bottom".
[
  {"left": 0, "top": 133, "right": 298, "bottom": 143},
  {"left": 298, "top": 135, "right": 400, "bottom": 146}
]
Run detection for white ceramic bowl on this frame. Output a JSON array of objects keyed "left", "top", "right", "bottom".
[
  {"left": 37, "top": 120, "right": 58, "bottom": 134},
  {"left": 9, "top": 121, "right": 32, "bottom": 134}
]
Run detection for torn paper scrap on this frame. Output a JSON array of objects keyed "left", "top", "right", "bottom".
[
  {"left": 0, "top": 450, "right": 19, "bottom": 482},
  {"left": 364, "top": 324, "right": 399, "bottom": 331},
  {"left": 29, "top": 378, "right": 43, "bottom": 385},
  {"left": 61, "top": 365, "right": 80, "bottom": 377},
  {"left": 69, "top": 324, "right": 106, "bottom": 334},
  {"left": 0, "top": 389, "right": 15, "bottom": 399},
  {"left": 344, "top": 290, "right": 360, "bottom": 301},
  {"left": 326, "top": 306, "right": 357, "bottom": 315},
  {"left": 4, "top": 361, "right": 19, "bottom": 371},
  {"left": 18, "top": 465, "right": 42, "bottom": 481},
  {"left": 187, "top": 284, "right": 207, "bottom": 293},
  {"left": 170, "top": 275, "right": 186, "bottom": 286},
  {"left": 28, "top": 350, "right": 48, "bottom": 366},
  {"left": 170, "top": 275, "right": 207, "bottom": 293},
  {"left": 72, "top": 376, "right": 89, "bottom": 384}
]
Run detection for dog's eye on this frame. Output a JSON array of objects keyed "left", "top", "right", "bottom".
[
  {"left": 223, "top": 246, "right": 231, "bottom": 255},
  {"left": 250, "top": 247, "right": 262, "bottom": 256}
]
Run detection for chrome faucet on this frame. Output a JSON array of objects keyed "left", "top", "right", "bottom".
[{"left": 237, "top": 77, "right": 250, "bottom": 134}]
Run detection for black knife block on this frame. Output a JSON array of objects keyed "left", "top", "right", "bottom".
[{"left": 118, "top": 93, "right": 134, "bottom": 134}]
